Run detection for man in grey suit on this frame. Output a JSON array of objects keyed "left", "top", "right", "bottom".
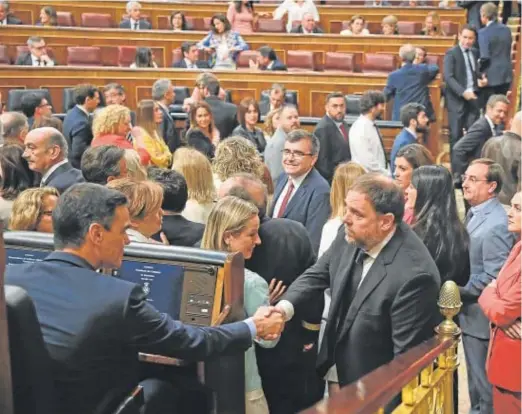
[
  {"left": 264, "top": 104, "right": 300, "bottom": 182},
  {"left": 459, "top": 158, "right": 515, "bottom": 414},
  {"left": 119, "top": 1, "right": 151, "bottom": 30},
  {"left": 274, "top": 174, "right": 441, "bottom": 395}
]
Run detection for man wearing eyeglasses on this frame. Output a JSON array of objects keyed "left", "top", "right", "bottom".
[
  {"left": 21, "top": 92, "right": 53, "bottom": 129},
  {"left": 15, "top": 36, "right": 56, "bottom": 67},
  {"left": 269, "top": 129, "right": 330, "bottom": 253},
  {"left": 459, "top": 158, "right": 515, "bottom": 414}
]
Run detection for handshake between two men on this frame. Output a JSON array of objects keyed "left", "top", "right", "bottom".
[{"left": 251, "top": 306, "right": 287, "bottom": 341}]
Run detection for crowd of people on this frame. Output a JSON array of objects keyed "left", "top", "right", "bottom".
[{"left": 0, "top": 0, "right": 520, "bottom": 413}]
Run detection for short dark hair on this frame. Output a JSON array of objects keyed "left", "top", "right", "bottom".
[
  {"left": 0, "top": 144, "right": 36, "bottom": 200},
  {"left": 470, "top": 158, "right": 504, "bottom": 194},
  {"left": 350, "top": 173, "right": 405, "bottom": 223},
  {"left": 210, "top": 14, "right": 231, "bottom": 33},
  {"left": 325, "top": 92, "right": 345, "bottom": 105},
  {"left": 21, "top": 92, "right": 45, "bottom": 118},
  {"left": 147, "top": 167, "right": 188, "bottom": 213},
  {"left": 237, "top": 97, "right": 260, "bottom": 127},
  {"left": 181, "top": 41, "right": 197, "bottom": 56},
  {"left": 460, "top": 24, "right": 477, "bottom": 37},
  {"left": 170, "top": 10, "right": 187, "bottom": 30},
  {"left": 80, "top": 145, "right": 125, "bottom": 184},
  {"left": 205, "top": 78, "right": 221, "bottom": 96},
  {"left": 103, "top": 83, "right": 125, "bottom": 95},
  {"left": 53, "top": 183, "right": 128, "bottom": 249},
  {"left": 399, "top": 103, "right": 426, "bottom": 128},
  {"left": 286, "top": 129, "right": 320, "bottom": 155},
  {"left": 395, "top": 143, "right": 434, "bottom": 170},
  {"left": 74, "top": 84, "right": 98, "bottom": 105},
  {"left": 258, "top": 46, "right": 277, "bottom": 61},
  {"left": 359, "top": 90, "right": 386, "bottom": 114}
]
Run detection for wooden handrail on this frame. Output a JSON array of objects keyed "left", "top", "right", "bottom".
[{"left": 301, "top": 336, "right": 455, "bottom": 414}]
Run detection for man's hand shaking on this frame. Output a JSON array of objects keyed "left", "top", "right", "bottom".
[{"left": 252, "top": 306, "right": 286, "bottom": 340}]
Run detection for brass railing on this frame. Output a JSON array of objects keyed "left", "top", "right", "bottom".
[{"left": 302, "top": 281, "right": 462, "bottom": 414}]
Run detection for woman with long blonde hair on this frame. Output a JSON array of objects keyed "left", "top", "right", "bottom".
[
  {"left": 132, "top": 99, "right": 172, "bottom": 168},
  {"left": 172, "top": 147, "right": 216, "bottom": 224},
  {"left": 202, "top": 196, "right": 275, "bottom": 414},
  {"left": 9, "top": 187, "right": 59, "bottom": 233},
  {"left": 420, "top": 11, "right": 446, "bottom": 36},
  {"left": 263, "top": 108, "right": 282, "bottom": 141}
]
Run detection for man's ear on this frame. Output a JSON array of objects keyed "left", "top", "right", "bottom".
[
  {"left": 380, "top": 213, "right": 395, "bottom": 232},
  {"left": 87, "top": 223, "right": 105, "bottom": 246}
]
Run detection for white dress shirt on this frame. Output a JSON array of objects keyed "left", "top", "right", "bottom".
[
  {"left": 0, "top": 18, "right": 7, "bottom": 25},
  {"left": 31, "top": 54, "right": 55, "bottom": 67},
  {"left": 272, "top": 170, "right": 310, "bottom": 218},
  {"left": 484, "top": 115, "right": 497, "bottom": 136},
  {"left": 349, "top": 114, "right": 389, "bottom": 176},
  {"left": 184, "top": 58, "right": 198, "bottom": 69},
  {"left": 41, "top": 159, "right": 68, "bottom": 186},
  {"left": 130, "top": 18, "right": 140, "bottom": 30},
  {"left": 273, "top": 0, "right": 320, "bottom": 33}
]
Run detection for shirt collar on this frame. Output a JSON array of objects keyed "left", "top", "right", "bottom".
[
  {"left": 31, "top": 54, "right": 40, "bottom": 64},
  {"left": 289, "top": 169, "right": 311, "bottom": 188},
  {"left": 76, "top": 104, "right": 90, "bottom": 117},
  {"left": 365, "top": 227, "right": 396, "bottom": 260},
  {"left": 405, "top": 127, "right": 417, "bottom": 139},
  {"left": 486, "top": 20, "right": 493, "bottom": 27},
  {"left": 470, "top": 197, "right": 497, "bottom": 215},
  {"left": 41, "top": 159, "right": 69, "bottom": 183},
  {"left": 184, "top": 58, "right": 195, "bottom": 68},
  {"left": 267, "top": 60, "right": 274, "bottom": 69},
  {"left": 484, "top": 115, "right": 496, "bottom": 133},
  {"left": 459, "top": 45, "right": 470, "bottom": 54},
  {"left": 130, "top": 18, "right": 138, "bottom": 25}
]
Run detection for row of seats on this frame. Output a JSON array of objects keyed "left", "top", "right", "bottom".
[{"left": 0, "top": 45, "right": 441, "bottom": 74}]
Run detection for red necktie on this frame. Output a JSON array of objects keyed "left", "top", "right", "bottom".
[
  {"left": 276, "top": 181, "right": 295, "bottom": 218},
  {"left": 339, "top": 124, "right": 348, "bottom": 141}
]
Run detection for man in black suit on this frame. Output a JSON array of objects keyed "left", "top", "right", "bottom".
[
  {"left": 290, "top": 12, "right": 323, "bottom": 34},
  {"left": 478, "top": 2, "right": 513, "bottom": 105},
  {"left": 23, "top": 127, "right": 85, "bottom": 193},
  {"left": 203, "top": 77, "right": 238, "bottom": 140},
  {"left": 152, "top": 78, "right": 183, "bottom": 153},
  {"left": 103, "top": 83, "right": 136, "bottom": 125},
  {"left": 15, "top": 36, "right": 56, "bottom": 67},
  {"left": 20, "top": 92, "right": 53, "bottom": 128},
  {"left": 275, "top": 174, "right": 441, "bottom": 394},
  {"left": 63, "top": 84, "right": 100, "bottom": 168},
  {"left": 219, "top": 173, "right": 324, "bottom": 413},
  {"left": 148, "top": 168, "right": 205, "bottom": 247},
  {"left": 314, "top": 92, "right": 351, "bottom": 183},
  {"left": 452, "top": 94, "right": 509, "bottom": 187},
  {"left": 119, "top": 1, "right": 151, "bottom": 30},
  {"left": 258, "top": 83, "right": 286, "bottom": 116},
  {"left": 172, "top": 41, "right": 210, "bottom": 69},
  {"left": 81, "top": 145, "right": 128, "bottom": 184},
  {"left": 444, "top": 25, "right": 484, "bottom": 151},
  {"left": 250, "top": 46, "right": 287, "bottom": 71},
  {"left": 5, "top": 182, "right": 284, "bottom": 414},
  {"left": 0, "top": 1, "right": 22, "bottom": 25}
]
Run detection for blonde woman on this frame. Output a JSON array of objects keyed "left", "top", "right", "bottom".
[
  {"left": 172, "top": 147, "right": 216, "bottom": 224},
  {"left": 340, "top": 15, "right": 370, "bottom": 36},
  {"left": 123, "top": 149, "right": 147, "bottom": 181},
  {"left": 9, "top": 187, "right": 59, "bottom": 233},
  {"left": 202, "top": 196, "right": 276, "bottom": 414},
  {"left": 381, "top": 15, "right": 398, "bottom": 36},
  {"left": 106, "top": 178, "right": 164, "bottom": 243},
  {"left": 213, "top": 136, "right": 265, "bottom": 191},
  {"left": 132, "top": 99, "right": 172, "bottom": 168},
  {"left": 262, "top": 107, "right": 282, "bottom": 141},
  {"left": 420, "top": 11, "right": 446, "bottom": 36}
]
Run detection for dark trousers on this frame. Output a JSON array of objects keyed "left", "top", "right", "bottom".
[
  {"left": 480, "top": 83, "right": 512, "bottom": 109},
  {"left": 462, "top": 334, "right": 494, "bottom": 414}
]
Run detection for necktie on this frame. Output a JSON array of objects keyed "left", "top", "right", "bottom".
[
  {"left": 276, "top": 180, "right": 295, "bottom": 218},
  {"left": 339, "top": 123, "right": 348, "bottom": 141},
  {"left": 464, "top": 50, "right": 477, "bottom": 86},
  {"left": 36, "top": 58, "right": 41, "bottom": 67},
  {"left": 133, "top": 22, "right": 139, "bottom": 30},
  {"left": 465, "top": 210, "right": 474, "bottom": 227}
]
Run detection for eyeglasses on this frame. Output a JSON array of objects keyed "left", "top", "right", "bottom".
[
  {"left": 461, "top": 174, "right": 489, "bottom": 184},
  {"left": 40, "top": 210, "right": 53, "bottom": 216},
  {"left": 281, "top": 149, "right": 314, "bottom": 160}
]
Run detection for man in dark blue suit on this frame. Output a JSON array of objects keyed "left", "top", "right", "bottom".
[
  {"left": 383, "top": 43, "right": 439, "bottom": 122},
  {"left": 269, "top": 129, "right": 331, "bottom": 254},
  {"left": 251, "top": 46, "right": 287, "bottom": 71},
  {"left": 23, "top": 127, "right": 84, "bottom": 193},
  {"left": 390, "top": 103, "right": 429, "bottom": 176},
  {"left": 63, "top": 84, "right": 100, "bottom": 168},
  {"left": 478, "top": 2, "right": 513, "bottom": 107},
  {"left": 5, "top": 183, "right": 285, "bottom": 414},
  {"left": 172, "top": 41, "right": 210, "bottom": 69}
]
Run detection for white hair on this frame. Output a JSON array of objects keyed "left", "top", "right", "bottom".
[{"left": 126, "top": 1, "right": 141, "bottom": 13}]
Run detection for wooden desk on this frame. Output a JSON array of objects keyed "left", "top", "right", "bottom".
[
  {"left": 0, "top": 66, "right": 443, "bottom": 155},
  {"left": 11, "top": 1, "right": 466, "bottom": 33}
]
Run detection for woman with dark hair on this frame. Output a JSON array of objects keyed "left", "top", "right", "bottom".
[
  {"left": 130, "top": 47, "right": 158, "bottom": 69},
  {"left": 227, "top": 1, "right": 257, "bottom": 34},
  {"left": 170, "top": 11, "right": 187, "bottom": 31},
  {"left": 38, "top": 6, "right": 58, "bottom": 26},
  {"left": 0, "top": 144, "right": 37, "bottom": 226},
  {"left": 185, "top": 101, "right": 220, "bottom": 160},
  {"left": 197, "top": 14, "right": 249, "bottom": 69},
  {"left": 406, "top": 165, "right": 470, "bottom": 286},
  {"left": 232, "top": 98, "right": 266, "bottom": 153}
]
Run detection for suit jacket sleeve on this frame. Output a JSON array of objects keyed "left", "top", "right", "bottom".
[
  {"left": 451, "top": 123, "right": 486, "bottom": 177},
  {"left": 423, "top": 64, "right": 439, "bottom": 82},
  {"left": 479, "top": 276, "right": 521, "bottom": 328},
  {"left": 391, "top": 272, "right": 440, "bottom": 355},
  {"left": 313, "top": 127, "right": 333, "bottom": 182},
  {"left": 69, "top": 123, "right": 93, "bottom": 168},
  {"left": 443, "top": 50, "right": 466, "bottom": 97},
  {"left": 126, "top": 285, "right": 253, "bottom": 359},
  {"left": 119, "top": 20, "right": 130, "bottom": 28},
  {"left": 305, "top": 190, "right": 331, "bottom": 254},
  {"left": 383, "top": 74, "right": 396, "bottom": 101},
  {"left": 478, "top": 28, "right": 490, "bottom": 60}
]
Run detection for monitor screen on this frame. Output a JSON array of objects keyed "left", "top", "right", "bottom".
[{"left": 6, "top": 247, "right": 49, "bottom": 266}]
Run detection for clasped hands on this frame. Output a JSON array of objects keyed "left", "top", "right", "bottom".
[{"left": 252, "top": 306, "right": 286, "bottom": 341}]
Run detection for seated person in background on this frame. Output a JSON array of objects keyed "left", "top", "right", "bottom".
[
  {"left": 249, "top": 46, "right": 287, "bottom": 71},
  {"left": 400, "top": 0, "right": 429, "bottom": 5},
  {"left": 198, "top": 14, "right": 249, "bottom": 69},
  {"left": 130, "top": 47, "right": 158, "bottom": 69},
  {"left": 0, "top": 1, "right": 22, "bottom": 25},
  {"left": 365, "top": 0, "right": 391, "bottom": 5},
  {"left": 420, "top": 11, "right": 447, "bottom": 36},
  {"left": 37, "top": 6, "right": 57, "bottom": 26},
  {"left": 1, "top": 111, "right": 29, "bottom": 144},
  {"left": 340, "top": 15, "right": 370, "bottom": 36},
  {"left": 170, "top": 10, "right": 187, "bottom": 31},
  {"left": 263, "top": 108, "right": 282, "bottom": 141},
  {"left": 21, "top": 92, "right": 53, "bottom": 128},
  {"left": 274, "top": 0, "right": 319, "bottom": 33},
  {"left": 106, "top": 178, "right": 165, "bottom": 244},
  {"left": 185, "top": 101, "right": 219, "bottom": 160},
  {"left": 381, "top": 15, "right": 399, "bottom": 36},
  {"left": 259, "top": 83, "right": 286, "bottom": 116},
  {"left": 172, "top": 41, "right": 210, "bottom": 69},
  {"left": 23, "top": 127, "right": 85, "bottom": 193},
  {"left": 81, "top": 145, "right": 128, "bottom": 185},
  {"left": 227, "top": 0, "right": 256, "bottom": 35},
  {"left": 148, "top": 167, "right": 205, "bottom": 247},
  {"left": 291, "top": 12, "right": 323, "bottom": 34},
  {"left": 413, "top": 46, "right": 428, "bottom": 64},
  {"left": 232, "top": 98, "right": 267, "bottom": 153},
  {"left": 172, "top": 147, "right": 216, "bottom": 224},
  {"left": 119, "top": 1, "right": 151, "bottom": 30},
  {"left": 32, "top": 116, "right": 63, "bottom": 133},
  {"left": 8, "top": 187, "right": 59, "bottom": 233},
  {"left": 16, "top": 36, "right": 56, "bottom": 67}
]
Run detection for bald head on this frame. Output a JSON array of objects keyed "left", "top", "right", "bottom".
[
  {"left": 23, "top": 127, "right": 69, "bottom": 174},
  {"left": 219, "top": 174, "right": 268, "bottom": 212},
  {"left": 510, "top": 111, "right": 521, "bottom": 136}
]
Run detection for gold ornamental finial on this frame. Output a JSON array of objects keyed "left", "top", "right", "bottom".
[{"left": 435, "top": 281, "right": 462, "bottom": 338}]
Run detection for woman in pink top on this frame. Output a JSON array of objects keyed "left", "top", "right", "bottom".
[{"left": 227, "top": 0, "right": 256, "bottom": 34}]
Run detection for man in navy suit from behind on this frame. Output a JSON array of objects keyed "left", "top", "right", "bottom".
[
  {"left": 63, "top": 84, "right": 100, "bottom": 168},
  {"left": 384, "top": 43, "right": 439, "bottom": 122},
  {"left": 5, "top": 183, "right": 285, "bottom": 414},
  {"left": 23, "top": 127, "right": 84, "bottom": 193},
  {"left": 269, "top": 129, "right": 331, "bottom": 254}
]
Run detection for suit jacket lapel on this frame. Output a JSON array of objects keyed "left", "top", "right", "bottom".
[
  {"left": 269, "top": 177, "right": 287, "bottom": 217},
  {"left": 43, "top": 163, "right": 69, "bottom": 186},
  {"left": 282, "top": 183, "right": 307, "bottom": 217}
]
